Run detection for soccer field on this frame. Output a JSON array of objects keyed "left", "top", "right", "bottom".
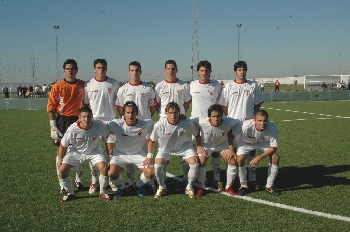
[{"left": 1, "top": 101, "right": 350, "bottom": 231}]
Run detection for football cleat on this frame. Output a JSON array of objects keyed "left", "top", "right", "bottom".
[
  {"left": 237, "top": 186, "right": 248, "bottom": 196},
  {"left": 136, "top": 186, "right": 145, "bottom": 197},
  {"left": 196, "top": 188, "right": 204, "bottom": 198},
  {"left": 109, "top": 181, "right": 118, "bottom": 191},
  {"left": 266, "top": 187, "right": 281, "bottom": 196},
  {"left": 125, "top": 184, "right": 135, "bottom": 195},
  {"left": 217, "top": 181, "right": 224, "bottom": 191},
  {"left": 147, "top": 182, "right": 158, "bottom": 194},
  {"left": 113, "top": 188, "right": 125, "bottom": 199},
  {"left": 224, "top": 187, "right": 237, "bottom": 196},
  {"left": 60, "top": 193, "right": 76, "bottom": 203},
  {"left": 60, "top": 187, "right": 68, "bottom": 196},
  {"left": 99, "top": 193, "right": 111, "bottom": 201},
  {"left": 75, "top": 181, "right": 84, "bottom": 191},
  {"left": 88, "top": 183, "right": 99, "bottom": 195},
  {"left": 249, "top": 181, "right": 261, "bottom": 191},
  {"left": 154, "top": 188, "right": 167, "bottom": 199},
  {"left": 185, "top": 188, "right": 196, "bottom": 199}
]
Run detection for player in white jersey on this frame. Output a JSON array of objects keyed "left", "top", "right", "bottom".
[
  {"left": 107, "top": 101, "right": 155, "bottom": 198},
  {"left": 149, "top": 102, "right": 205, "bottom": 199},
  {"left": 57, "top": 106, "right": 112, "bottom": 202},
  {"left": 154, "top": 60, "right": 192, "bottom": 182},
  {"left": 218, "top": 61, "right": 264, "bottom": 195},
  {"left": 83, "top": 59, "right": 120, "bottom": 194},
  {"left": 233, "top": 110, "right": 281, "bottom": 196},
  {"left": 190, "top": 60, "right": 224, "bottom": 190},
  {"left": 115, "top": 61, "right": 159, "bottom": 194},
  {"left": 192, "top": 104, "right": 240, "bottom": 197},
  {"left": 155, "top": 60, "right": 191, "bottom": 118}
]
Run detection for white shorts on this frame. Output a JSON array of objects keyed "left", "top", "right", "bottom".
[
  {"left": 156, "top": 143, "right": 197, "bottom": 161},
  {"left": 110, "top": 150, "right": 153, "bottom": 169},
  {"left": 236, "top": 140, "right": 279, "bottom": 156},
  {"left": 62, "top": 150, "right": 107, "bottom": 167},
  {"left": 199, "top": 142, "right": 229, "bottom": 157}
]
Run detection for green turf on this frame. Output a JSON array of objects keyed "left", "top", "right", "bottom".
[{"left": 1, "top": 101, "right": 350, "bottom": 231}]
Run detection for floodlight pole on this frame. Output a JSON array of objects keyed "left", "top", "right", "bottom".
[
  {"left": 54, "top": 26, "right": 60, "bottom": 80},
  {"left": 236, "top": 24, "right": 242, "bottom": 61}
]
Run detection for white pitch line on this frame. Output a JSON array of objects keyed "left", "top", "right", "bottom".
[
  {"left": 317, "top": 118, "right": 332, "bottom": 120},
  {"left": 166, "top": 173, "right": 350, "bottom": 222}
]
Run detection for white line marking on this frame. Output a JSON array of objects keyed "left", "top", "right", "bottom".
[
  {"left": 296, "top": 119, "right": 307, "bottom": 120},
  {"left": 317, "top": 118, "right": 332, "bottom": 120},
  {"left": 166, "top": 173, "right": 350, "bottom": 222}
]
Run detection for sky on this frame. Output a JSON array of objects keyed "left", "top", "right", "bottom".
[{"left": 0, "top": 0, "right": 350, "bottom": 85}]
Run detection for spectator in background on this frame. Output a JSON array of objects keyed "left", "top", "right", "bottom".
[
  {"left": 4, "top": 86, "right": 9, "bottom": 98},
  {"left": 42, "top": 84, "right": 48, "bottom": 98},
  {"left": 336, "top": 81, "right": 341, "bottom": 90},
  {"left": 341, "top": 80, "right": 346, "bottom": 90},
  {"left": 260, "top": 80, "right": 265, "bottom": 92},
  {"left": 321, "top": 82, "right": 327, "bottom": 91},
  {"left": 17, "top": 85, "right": 22, "bottom": 98},
  {"left": 34, "top": 84, "right": 40, "bottom": 98},
  {"left": 274, "top": 80, "right": 280, "bottom": 92},
  {"left": 348, "top": 76, "right": 350, "bottom": 90}
]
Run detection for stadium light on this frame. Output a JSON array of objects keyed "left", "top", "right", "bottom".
[
  {"left": 54, "top": 26, "right": 60, "bottom": 81},
  {"left": 236, "top": 24, "right": 242, "bottom": 61}
]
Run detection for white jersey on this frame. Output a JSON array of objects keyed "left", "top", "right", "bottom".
[
  {"left": 84, "top": 77, "right": 120, "bottom": 121},
  {"left": 107, "top": 118, "right": 154, "bottom": 155},
  {"left": 193, "top": 116, "right": 240, "bottom": 148},
  {"left": 150, "top": 118, "right": 199, "bottom": 152},
  {"left": 190, "top": 80, "right": 222, "bottom": 118},
  {"left": 218, "top": 80, "right": 264, "bottom": 119},
  {"left": 155, "top": 79, "right": 191, "bottom": 117},
  {"left": 234, "top": 119, "right": 278, "bottom": 148},
  {"left": 60, "top": 120, "right": 110, "bottom": 155},
  {"left": 115, "top": 81, "right": 158, "bottom": 120}
]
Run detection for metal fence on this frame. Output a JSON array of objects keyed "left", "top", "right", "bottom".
[{"left": 1, "top": 90, "right": 350, "bottom": 110}]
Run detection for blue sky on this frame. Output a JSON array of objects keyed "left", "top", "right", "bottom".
[{"left": 0, "top": 0, "right": 349, "bottom": 85}]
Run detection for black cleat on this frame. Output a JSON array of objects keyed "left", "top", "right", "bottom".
[
  {"left": 237, "top": 186, "right": 249, "bottom": 196},
  {"left": 249, "top": 181, "right": 261, "bottom": 191},
  {"left": 266, "top": 187, "right": 281, "bottom": 196}
]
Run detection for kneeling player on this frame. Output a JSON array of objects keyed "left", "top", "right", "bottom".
[
  {"left": 193, "top": 104, "right": 240, "bottom": 197},
  {"left": 107, "top": 101, "right": 155, "bottom": 198},
  {"left": 149, "top": 102, "right": 206, "bottom": 199},
  {"left": 57, "top": 106, "right": 111, "bottom": 202},
  {"left": 234, "top": 110, "right": 281, "bottom": 196}
]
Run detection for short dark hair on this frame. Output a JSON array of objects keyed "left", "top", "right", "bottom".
[
  {"left": 197, "top": 60, "right": 212, "bottom": 72},
  {"left": 234, "top": 61, "right": 247, "bottom": 72},
  {"left": 129, "top": 61, "right": 142, "bottom": 71},
  {"left": 123, "top": 101, "right": 138, "bottom": 115},
  {"left": 165, "top": 101, "right": 180, "bottom": 113},
  {"left": 165, "top": 60, "right": 177, "bottom": 69},
  {"left": 63, "top": 59, "right": 78, "bottom": 70},
  {"left": 254, "top": 109, "right": 268, "bottom": 120},
  {"left": 208, "top": 104, "right": 223, "bottom": 117},
  {"left": 94, "top": 59, "right": 107, "bottom": 68},
  {"left": 78, "top": 105, "right": 93, "bottom": 116}
]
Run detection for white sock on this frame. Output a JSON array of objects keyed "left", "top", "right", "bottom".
[
  {"left": 99, "top": 175, "right": 109, "bottom": 193},
  {"left": 181, "top": 159, "right": 189, "bottom": 181},
  {"left": 89, "top": 162, "right": 99, "bottom": 184},
  {"left": 211, "top": 156, "right": 221, "bottom": 181},
  {"left": 155, "top": 164, "right": 166, "bottom": 189},
  {"left": 197, "top": 166, "right": 206, "bottom": 188},
  {"left": 238, "top": 165, "right": 248, "bottom": 188},
  {"left": 266, "top": 164, "right": 278, "bottom": 188},
  {"left": 163, "top": 163, "right": 168, "bottom": 182},
  {"left": 186, "top": 163, "right": 199, "bottom": 189},
  {"left": 59, "top": 176, "right": 74, "bottom": 194},
  {"left": 136, "top": 173, "right": 150, "bottom": 187},
  {"left": 110, "top": 175, "right": 125, "bottom": 189},
  {"left": 75, "top": 163, "right": 83, "bottom": 183},
  {"left": 225, "top": 165, "right": 237, "bottom": 189}
]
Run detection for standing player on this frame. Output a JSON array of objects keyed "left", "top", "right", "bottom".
[
  {"left": 107, "top": 101, "right": 155, "bottom": 198},
  {"left": 57, "top": 106, "right": 111, "bottom": 202},
  {"left": 47, "top": 59, "right": 85, "bottom": 194},
  {"left": 218, "top": 61, "right": 264, "bottom": 196},
  {"left": 149, "top": 102, "right": 205, "bottom": 199},
  {"left": 234, "top": 110, "right": 281, "bottom": 196},
  {"left": 83, "top": 59, "right": 120, "bottom": 194},
  {"left": 193, "top": 104, "right": 240, "bottom": 197},
  {"left": 115, "top": 61, "right": 158, "bottom": 193},
  {"left": 154, "top": 60, "right": 192, "bottom": 181},
  {"left": 190, "top": 60, "right": 223, "bottom": 190}
]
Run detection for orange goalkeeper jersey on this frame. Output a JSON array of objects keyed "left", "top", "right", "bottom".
[{"left": 47, "top": 79, "right": 85, "bottom": 116}]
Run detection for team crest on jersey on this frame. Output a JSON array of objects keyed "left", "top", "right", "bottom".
[
  {"left": 208, "top": 90, "right": 214, "bottom": 96},
  {"left": 178, "top": 128, "right": 185, "bottom": 136},
  {"left": 140, "top": 93, "right": 145, "bottom": 99},
  {"left": 91, "top": 136, "right": 97, "bottom": 141},
  {"left": 78, "top": 87, "right": 83, "bottom": 92},
  {"left": 245, "top": 90, "right": 250, "bottom": 95},
  {"left": 107, "top": 87, "right": 112, "bottom": 93},
  {"left": 137, "top": 131, "right": 143, "bottom": 137},
  {"left": 221, "top": 132, "right": 226, "bottom": 136},
  {"left": 176, "top": 89, "right": 183, "bottom": 94}
]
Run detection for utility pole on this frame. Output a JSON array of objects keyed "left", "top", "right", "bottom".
[
  {"left": 54, "top": 26, "right": 60, "bottom": 80},
  {"left": 30, "top": 55, "right": 36, "bottom": 84},
  {"left": 236, "top": 24, "right": 242, "bottom": 61},
  {"left": 191, "top": 0, "right": 199, "bottom": 81}
]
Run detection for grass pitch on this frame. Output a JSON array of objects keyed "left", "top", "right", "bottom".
[{"left": 1, "top": 101, "right": 350, "bottom": 231}]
